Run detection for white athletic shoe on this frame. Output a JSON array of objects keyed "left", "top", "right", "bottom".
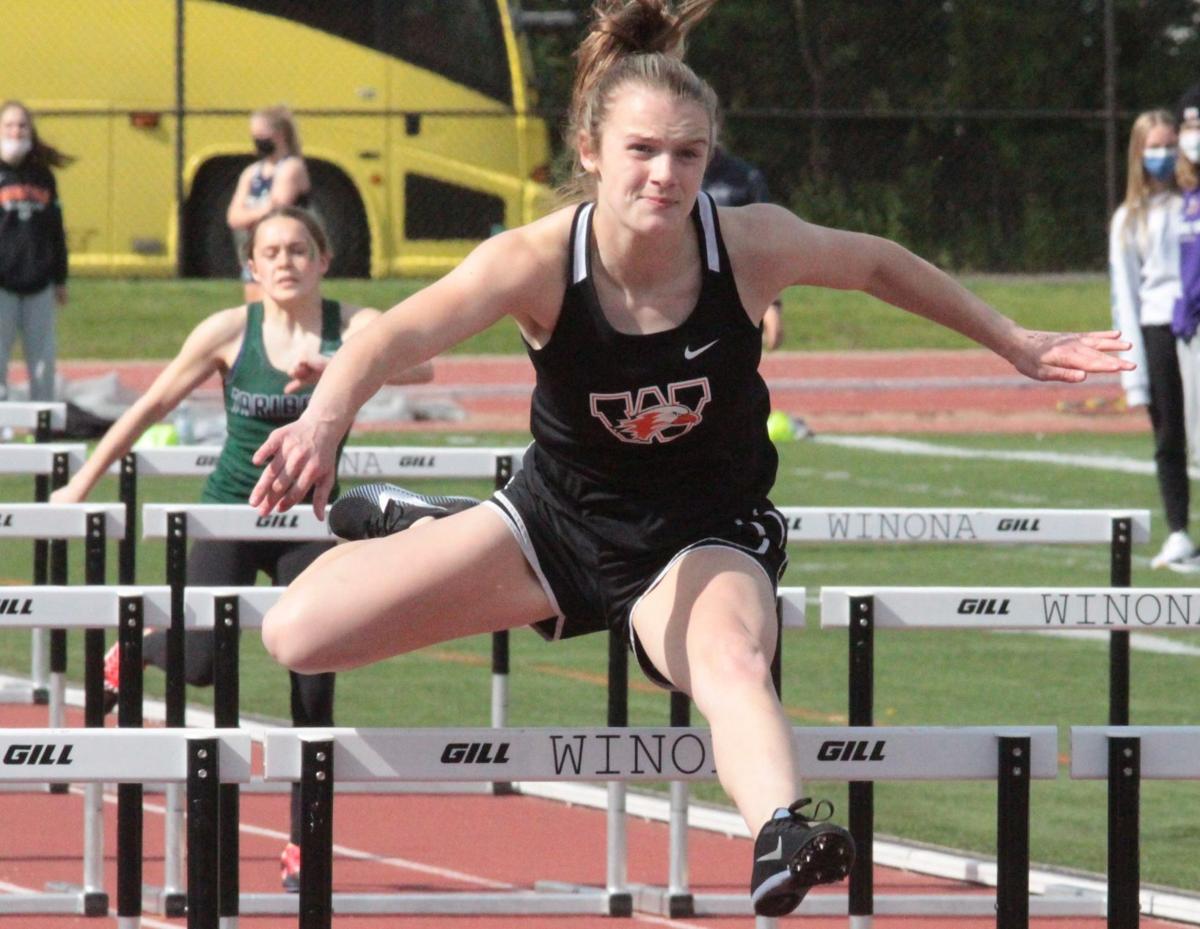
[
  {"left": 1167, "top": 554, "right": 1200, "bottom": 574},
  {"left": 1150, "top": 530, "right": 1196, "bottom": 569}
]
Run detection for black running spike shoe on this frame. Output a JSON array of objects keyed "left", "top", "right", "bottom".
[
  {"left": 328, "top": 482, "right": 480, "bottom": 541},
  {"left": 749, "top": 798, "right": 855, "bottom": 917}
]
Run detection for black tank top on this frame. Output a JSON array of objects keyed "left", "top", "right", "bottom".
[{"left": 523, "top": 192, "right": 777, "bottom": 553}]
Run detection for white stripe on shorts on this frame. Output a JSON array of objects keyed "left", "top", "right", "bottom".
[{"left": 485, "top": 493, "right": 567, "bottom": 639}]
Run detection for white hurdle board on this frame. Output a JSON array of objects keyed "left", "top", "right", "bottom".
[
  {"left": 821, "top": 587, "right": 1200, "bottom": 630},
  {"left": 112, "top": 444, "right": 526, "bottom": 479},
  {"left": 0, "top": 443, "right": 85, "bottom": 474},
  {"left": 0, "top": 586, "right": 172, "bottom": 629},
  {"left": 184, "top": 586, "right": 282, "bottom": 629},
  {"left": 0, "top": 727, "right": 251, "bottom": 920},
  {"left": 779, "top": 507, "right": 1149, "bottom": 544},
  {"left": 0, "top": 503, "right": 125, "bottom": 539},
  {"left": 1071, "top": 726, "right": 1200, "bottom": 779},
  {"left": 142, "top": 503, "right": 332, "bottom": 541},
  {"left": 778, "top": 587, "right": 806, "bottom": 628},
  {"left": 264, "top": 725, "right": 1058, "bottom": 783},
  {"left": 0, "top": 728, "right": 253, "bottom": 783},
  {"left": 256, "top": 726, "right": 1054, "bottom": 919},
  {"left": 0, "top": 401, "right": 67, "bottom": 430}
]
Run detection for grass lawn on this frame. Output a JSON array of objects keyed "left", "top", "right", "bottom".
[
  {"left": 1, "top": 428, "right": 1198, "bottom": 890},
  {"left": 48, "top": 275, "right": 1110, "bottom": 359}
]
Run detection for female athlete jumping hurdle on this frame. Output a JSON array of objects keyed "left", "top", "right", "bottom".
[{"left": 249, "top": 0, "right": 1133, "bottom": 916}]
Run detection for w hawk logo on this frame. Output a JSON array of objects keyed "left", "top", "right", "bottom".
[{"left": 590, "top": 378, "right": 711, "bottom": 444}]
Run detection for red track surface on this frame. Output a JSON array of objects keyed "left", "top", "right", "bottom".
[
  {"left": 42, "top": 349, "right": 1147, "bottom": 435},
  {"left": 0, "top": 704, "right": 1183, "bottom": 928},
  {"left": 0, "top": 352, "right": 1172, "bottom": 926}
]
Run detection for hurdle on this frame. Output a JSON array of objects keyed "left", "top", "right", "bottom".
[
  {"left": 0, "top": 442, "right": 86, "bottom": 703},
  {"left": 0, "top": 586, "right": 172, "bottom": 919},
  {"left": 259, "top": 724, "right": 1054, "bottom": 926},
  {"left": 0, "top": 726, "right": 251, "bottom": 929},
  {"left": 821, "top": 584, "right": 1197, "bottom": 927},
  {"left": 137, "top": 477, "right": 516, "bottom": 914},
  {"left": 1071, "top": 726, "right": 1200, "bottom": 928},
  {"left": 118, "top": 444, "right": 522, "bottom": 725},
  {"left": 638, "top": 506, "right": 1148, "bottom": 919},
  {"left": 0, "top": 400, "right": 67, "bottom": 437},
  {"left": 0, "top": 503, "right": 125, "bottom": 730}
]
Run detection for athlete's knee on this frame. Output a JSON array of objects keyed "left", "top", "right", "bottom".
[{"left": 691, "top": 628, "right": 774, "bottom": 693}]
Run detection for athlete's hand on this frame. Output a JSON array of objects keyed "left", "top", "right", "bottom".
[
  {"left": 250, "top": 414, "right": 338, "bottom": 518},
  {"left": 283, "top": 354, "right": 330, "bottom": 394},
  {"left": 1008, "top": 329, "right": 1134, "bottom": 383}
]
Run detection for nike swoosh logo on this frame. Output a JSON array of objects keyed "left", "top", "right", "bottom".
[
  {"left": 684, "top": 339, "right": 719, "bottom": 360},
  {"left": 756, "top": 836, "right": 784, "bottom": 862}
]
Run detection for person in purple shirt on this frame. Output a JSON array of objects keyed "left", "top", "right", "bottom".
[{"left": 1175, "top": 85, "right": 1200, "bottom": 525}]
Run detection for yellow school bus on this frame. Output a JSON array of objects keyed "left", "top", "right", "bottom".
[{"left": 3, "top": 0, "right": 554, "bottom": 278}]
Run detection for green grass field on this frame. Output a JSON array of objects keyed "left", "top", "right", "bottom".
[
  {"left": 48, "top": 274, "right": 1111, "bottom": 359},
  {"left": 2, "top": 428, "right": 1198, "bottom": 890}
]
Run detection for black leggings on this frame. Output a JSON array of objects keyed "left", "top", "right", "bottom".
[
  {"left": 142, "top": 538, "right": 336, "bottom": 843},
  {"left": 1142, "top": 325, "right": 1191, "bottom": 533}
]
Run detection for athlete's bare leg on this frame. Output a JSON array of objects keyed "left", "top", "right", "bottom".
[
  {"left": 262, "top": 505, "right": 553, "bottom": 673},
  {"left": 630, "top": 547, "right": 796, "bottom": 832}
]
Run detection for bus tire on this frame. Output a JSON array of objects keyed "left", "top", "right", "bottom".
[
  {"left": 306, "top": 162, "right": 371, "bottom": 279},
  {"left": 182, "top": 158, "right": 250, "bottom": 279}
]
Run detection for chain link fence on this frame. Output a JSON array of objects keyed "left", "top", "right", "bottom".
[
  {"left": 6, "top": 0, "right": 1200, "bottom": 276},
  {"left": 527, "top": 0, "right": 1200, "bottom": 272}
]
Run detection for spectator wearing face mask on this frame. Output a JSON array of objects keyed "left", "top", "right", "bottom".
[
  {"left": 227, "top": 105, "right": 311, "bottom": 302},
  {"left": 1110, "top": 109, "right": 1194, "bottom": 571},
  {"left": 0, "top": 100, "right": 71, "bottom": 403}
]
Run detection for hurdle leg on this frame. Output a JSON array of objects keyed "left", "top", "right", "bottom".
[
  {"left": 996, "top": 736, "right": 1031, "bottom": 929},
  {"left": 1108, "top": 736, "right": 1140, "bottom": 929},
  {"left": 160, "top": 784, "right": 186, "bottom": 915},
  {"left": 490, "top": 630, "right": 513, "bottom": 795},
  {"left": 299, "top": 739, "right": 334, "bottom": 929},
  {"left": 213, "top": 595, "right": 240, "bottom": 929},
  {"left": 666, "top": 691, "right": 693, "bottom": 916},
  {"left": 159, "top": 512, "right": 188, "bottom": 915},
  {"left": 848, "top": 596, "right": 875, "bottom": 929},
  {"left": 604, "top": 629, "right": 633, "bottom": 917},
  {"left": 30, "top": 468, "right": 50, "bottom": 704},
  {"left": 188, "top": 738, "right": 220, "bottom": 929},
  {"left": 117, "top": 595, "right": 145, "bottom": 929},
  {"left": 29, "top": 628, "right": 49, "bottom": 703},
  {"left": 73, "top": 627, "right": 111, "bottom": 913}
]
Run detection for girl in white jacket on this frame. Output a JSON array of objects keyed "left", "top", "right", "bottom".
[{"left": 1110, "top": 109, "right": 1192, "bottom": 569}]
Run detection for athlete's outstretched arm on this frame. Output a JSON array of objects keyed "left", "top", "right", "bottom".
[
  {"left": 280, "top": 306, "right": 434, "bottom": 395},
  {"left": 250, "top": 225, "right": 558, "bottom": 517},
  {"left": 729, "top": 204, "right": 1134, "bottom": 382},
  {"left": 51, "top": 310, "right": 238, "bottom": 503}
]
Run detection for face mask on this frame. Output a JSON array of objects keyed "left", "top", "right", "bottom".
[
  {"left": 0, "top": 137, "right": 32, "bottom": 164},
  {"left": 253, "top": 137, "right": 276, "bottom": 158},
  {"left": 1181, "top": 132, "right": 1200, "bottom": 164},
  {"left": 1143, "top": 147, "right": 1177, "bottom": 181}
]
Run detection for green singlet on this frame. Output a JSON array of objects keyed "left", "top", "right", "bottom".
[{"left": 201, "top": 299, "right": 344, "bottom": 503}]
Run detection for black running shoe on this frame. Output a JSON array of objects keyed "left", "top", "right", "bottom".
[
  {"left": 328, "top": 482, "right": 480, "bottom": 541},
  {"left": 749, "top": 798, "right": 854, "bottom": 917}
]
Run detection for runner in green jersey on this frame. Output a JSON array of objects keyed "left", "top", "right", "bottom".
[{"left": 54, "top": 206, "right": 432, "bottom": 889}]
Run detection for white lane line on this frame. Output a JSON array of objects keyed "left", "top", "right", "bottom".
[
  {"left": 91, "top": 792, "right": 717, "bottom": 928},
  {"left": 815, "top": 434, "right": 1173, "bottom": 476},
  {"left": 94, "top": 790, "right": 515, "bottom": 891},
  {"left": 0, "top": 879, "right": 179, "bottom": 928}
]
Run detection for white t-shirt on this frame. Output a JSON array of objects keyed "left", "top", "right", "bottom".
[{"left": 1109, "top": 192, "right": 1183, "bottom": 405}]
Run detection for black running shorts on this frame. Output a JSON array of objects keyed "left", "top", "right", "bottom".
[{"left": 486, "top": 468, "right": 788, "bottom": 690}]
